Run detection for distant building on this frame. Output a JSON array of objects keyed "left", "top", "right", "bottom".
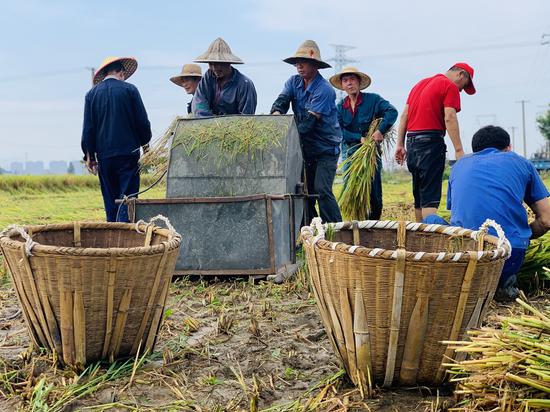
[
  {"left": 25, "top": 161, "right": 45, "bottom": 175},
  {"left": 49, "top": 160, "right": 68, "bottom": 175},
  {"left": 69, "top": 160, "right": 85, "bottom": 175},
  {"left": 10, "top": 162, "right": 24, "bottom": 174}
]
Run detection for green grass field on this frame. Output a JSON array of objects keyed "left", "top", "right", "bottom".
[{"left": 1, "top": 172, "right": 547, "bottom": 228}]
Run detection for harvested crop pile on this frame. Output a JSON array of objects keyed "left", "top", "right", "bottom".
[
  {"left": 338, "top": 119, "right": 394, "bottom": 220},
  {"left": 445, "top": 299, "right": 550, "bottom": 412}
]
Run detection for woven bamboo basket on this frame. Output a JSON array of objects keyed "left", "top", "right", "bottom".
[
  {"left": 0, "top": 218, "right": 181, "bottom": 368},
  {"left": 301, "top": 218, "right": 511, "bottom": 388}
]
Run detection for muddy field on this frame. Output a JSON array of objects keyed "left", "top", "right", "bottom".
[{"left": 0, "top": 266, "right": 546, "bottom": 411}]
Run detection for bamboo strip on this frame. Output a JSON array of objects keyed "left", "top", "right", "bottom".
[
  {"left": 59, "top": 290, "right": 75, "bottom": 366},
  {"left": 109, "top": 288, "right": 132, "bottom": 362},
  {"left": 102, "top": 256, "right": 117, "bottom": 358},
  {"left": 384, "top": 247, "right": 406, "bottom": 387},
  {"left": 307, "top": 247, "right": 340, "bottom": 359},
  {"left": 340, "top": 288, "right": 358, "bottom": 383},
  {"left": 40, "top": 292, "right": 62, "bottom": 354},
  {"left": 73, "top": 290, "right": 86, "bottom": 367},
  {"left": 352, "top": 221, "right": 360, "bottom": 246},
  {"left": 144, "top": 279, "right": 170, "bottom": 352},
  {"left": 399, "top": 295, "right": 429, "bottom": 384},
  {"left": 0, "top": 245, "right": 41, "bottom": 348},
  {"left": 435, "top": 253, "right": 478, "bottom": 382},
  {"left": 354, "top": 289, "right": 372, "bottom": 389},
  {"left": 73, "top": 222, "right": 82, "bottom": 247},
  {"left": 131, "top": 247, "right": 169, "bottom": 353},
  {"left": 19, "top": 246, "right": 55, "bottom": 351},
  {"left": 144, "top": 225, "right": 153, "bottom": 247},
  {"left": 454, "top": 297, "right": 485, "bottom": 363}
]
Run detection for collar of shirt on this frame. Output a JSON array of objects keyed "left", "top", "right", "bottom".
[
  {"left": 103, "top": 75, "right": 122, "bottom": 81},
  {"left": 474, "top": 148, "right": 500, "bottom": 156},
  {"left": 297, "top": 72, "right": 323, "bottom": 94},
  {"left": 342, "top": 93, "right": 363, "bottom": 116}
]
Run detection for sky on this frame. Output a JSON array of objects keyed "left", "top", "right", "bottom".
[{"left": 1, "top": 0, "right": 549, "bottom": 170}]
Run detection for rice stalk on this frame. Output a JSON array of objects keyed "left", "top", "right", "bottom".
[
  {"left": 517, "top": 233, "right": 550, "bottom": 293},
  {"left": 446, "top": 299, "right": 550, "bottom": 411},
  {"left": 338, "top": 119, "right": 395, "bottom": 221},
  {"left": 139, "top": 116, "right": 287, "bottom": 178}
]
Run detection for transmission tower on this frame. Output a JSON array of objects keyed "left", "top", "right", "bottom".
[{"left": 327, "top": 44, "right": 357, "bottom": 100}]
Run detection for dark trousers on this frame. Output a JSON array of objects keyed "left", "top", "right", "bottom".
[
  {"left": 342, "top": 142, "right": 383, "bottom": 220},
  {"left": 98, "top": 155, "right": 140, "bottom": 222},
  {"left": 406, "top": 134, "right": 446, "bottom": 209},
  {"left": 304, "top": 153, "right": 342, "bottom": 223}
]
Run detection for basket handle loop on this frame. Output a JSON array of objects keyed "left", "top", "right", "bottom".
[
  {"left": 397, "top": 221, "right": 407, "bottom": 250},
  {"left": 477, "top": 219, "right": 507, "bottom": 249},
  {"left": 1, "top": 224, "right": 37, "bottom": 256},
  {"left": 310, "top": 217, "right": 325, "bottom": 243},
  {"left": 135, "top": 215, "right": 181, "bottom": 239}
]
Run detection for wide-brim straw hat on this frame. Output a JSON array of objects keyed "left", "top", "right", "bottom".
[
  {"left": 194, "top": 37, "right": 243, "bottom": 64},
  {"left": 170, "top": 63, "right": 202, "bottom": 87},
  {"left": 329, "top": 66, "right": 372, "bottom": 90},
  {"left": 283, "top": 40, "right": 331, "bottom": 69},
  {"left": 93, "top": 56, "right": 137, "bottom": 85}
]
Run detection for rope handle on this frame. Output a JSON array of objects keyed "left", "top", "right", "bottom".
[
  {"left": 135, "top": 214, "right": 181, "bottom": 239},
  {"left": 0, "top": 225, "right": 37, "bottom": 256},
  {"left": 476, "top": 219, "right": 508, "bottom": 250},
  {"left": 310, "top": 217, "right": 325, "bottom": 244}
]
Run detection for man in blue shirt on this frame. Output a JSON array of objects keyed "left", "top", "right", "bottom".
[
  {"left": 271, "top": 40, "right": 342, "bottom": 223},
  {"left": 192, "top": 38, "right": 257, "bottom": 117},
  {"left": 330, "top": 66, "right": 398, "bottom": 220},
  {"left": 81, "top": 56, "right": 152, "bottom": 222},
  {"left": 426, "top": 125, "right": 550, "bottom": 300}
]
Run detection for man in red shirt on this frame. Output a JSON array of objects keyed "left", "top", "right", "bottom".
[{"left": 395, "top": 63, "right": 475, "bottom": 222}]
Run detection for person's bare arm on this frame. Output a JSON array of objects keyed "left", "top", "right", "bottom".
[
  {"left": 529, "top": 198, "right": 550, "bottom": 239},
  {"left": 444, "top": 107, "right": 464, "bottom": 160},
  {"left": 394, "top": 104, "right": 408, "bottom": 165}
]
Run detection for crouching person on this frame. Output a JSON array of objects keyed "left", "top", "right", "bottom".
[{"left": 425, "top": 126, "right": 550, "bottom": 301}]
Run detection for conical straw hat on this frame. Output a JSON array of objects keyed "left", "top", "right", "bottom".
[
  {"left": 283, "top": 40, "right": 331, "bottom": 69},
  {"left": 93, "top": 56, "right": 137, "bottom": 85},
  {"left": 194, "top": 37, "right": 243, "bottom": 64},
  {"left": 329, "top": 66, "right": 372, "bottom": 90},
  {"left": 170, "top": 64, "right": 202, "bottom": 87}
]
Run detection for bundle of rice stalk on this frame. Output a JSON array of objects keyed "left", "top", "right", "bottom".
[
  {"left": 140, "top": 116, "right": 285, "bottom": 178},
  {"left": 444, "top": 299, "right": 550, "bottom": 412},
  {"left": 516, "top": 232, "right": 550, "bottom": 292},
  {"left": 338, "top": 118, "right": 394, "bottom": 220},
  {"left": 139, "top": 116, "right": 182, "bottom": 178}
]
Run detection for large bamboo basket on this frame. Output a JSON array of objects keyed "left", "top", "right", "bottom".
[
  {"left": 0, "top": 220, "right": 181, "bottom": 368},
  {"left": 301, "top": 218, "right": 510, "bottom": 388}
]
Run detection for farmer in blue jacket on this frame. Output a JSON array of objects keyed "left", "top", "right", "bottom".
[
  {"left": 81, "top": 56, "right": 152, "bottom": 222},
  {"left": 271, "top": 40, "right": 342, "bottom": 223},
  {"left": 331, "top": 67, "right": 398, "bottom": 220}
]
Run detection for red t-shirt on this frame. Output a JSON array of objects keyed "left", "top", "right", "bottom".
[{"left": 406, "top": 74, "right": 461, "bottom": 132}]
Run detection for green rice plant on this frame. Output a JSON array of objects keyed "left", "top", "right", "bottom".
[
  {"left": 140, "top": 116, "right": 288, "bottom": 176},
  {"left": 338, "top": 119, "right": 395, "bottom": 221},
  {"left": 517, "top": 232, "right": 550, "bottom": 293},
  {"left": 444, "top": 299, "right": 550, "bottom": 411}
]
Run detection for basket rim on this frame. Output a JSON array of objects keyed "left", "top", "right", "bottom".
[
  {"left": 0, "top": 222, "right": 181, "bottom": 257},
  {"left": 300, "top": 219, "right": 511, "bottom": 263}
]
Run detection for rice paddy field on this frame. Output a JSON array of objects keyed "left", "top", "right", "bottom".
[{"left": 0, "top": 173, "right": 548, "bottom": 411}]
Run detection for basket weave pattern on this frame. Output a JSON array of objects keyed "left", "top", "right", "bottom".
[
  {"left": 302, "top": 219, "right": 509, "bottom": 387},
  {"left": 0, "top": 222, "right": 180, "bottom": 368}
]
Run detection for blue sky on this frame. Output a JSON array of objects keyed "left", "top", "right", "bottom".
[{"left": 1, "top": 0, "right": 549, "bottom": 169}]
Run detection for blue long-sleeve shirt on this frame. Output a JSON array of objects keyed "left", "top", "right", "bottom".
[
  {"left": 81, "top": 78, "right": 151, "bottom": 160},
  {"left": 336, "top": 92, "right": 397, "bottom": 146},
  {"left": 271, "top": 73, "right": 342, "bottom": 158},
  {"left": 192, "top": 68, "right": 257, "bottom": 117}
]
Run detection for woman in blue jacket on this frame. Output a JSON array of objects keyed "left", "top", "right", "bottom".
[{"left": 331, "top": 67, "right": 397, "bottom": 220}]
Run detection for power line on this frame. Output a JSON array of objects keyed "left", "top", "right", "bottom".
[{"left": 327, "top": 44, "right": 357, "bottom": 100}]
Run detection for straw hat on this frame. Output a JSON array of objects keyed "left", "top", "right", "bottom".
[
  {"left": 170, "top": 64, "right": 202, "bottom": 87},
  {"left": 194, "top": 37, "right": 244, "bottom": 64},
  {"left": 283, "top": 40, "right": 331, "bottom": 69},
  {"left": 93, "top": 56, "right": 137, "bottom": 85},
  {"left": 329, "top": 66, "right": 372, "bottom": 91}
]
